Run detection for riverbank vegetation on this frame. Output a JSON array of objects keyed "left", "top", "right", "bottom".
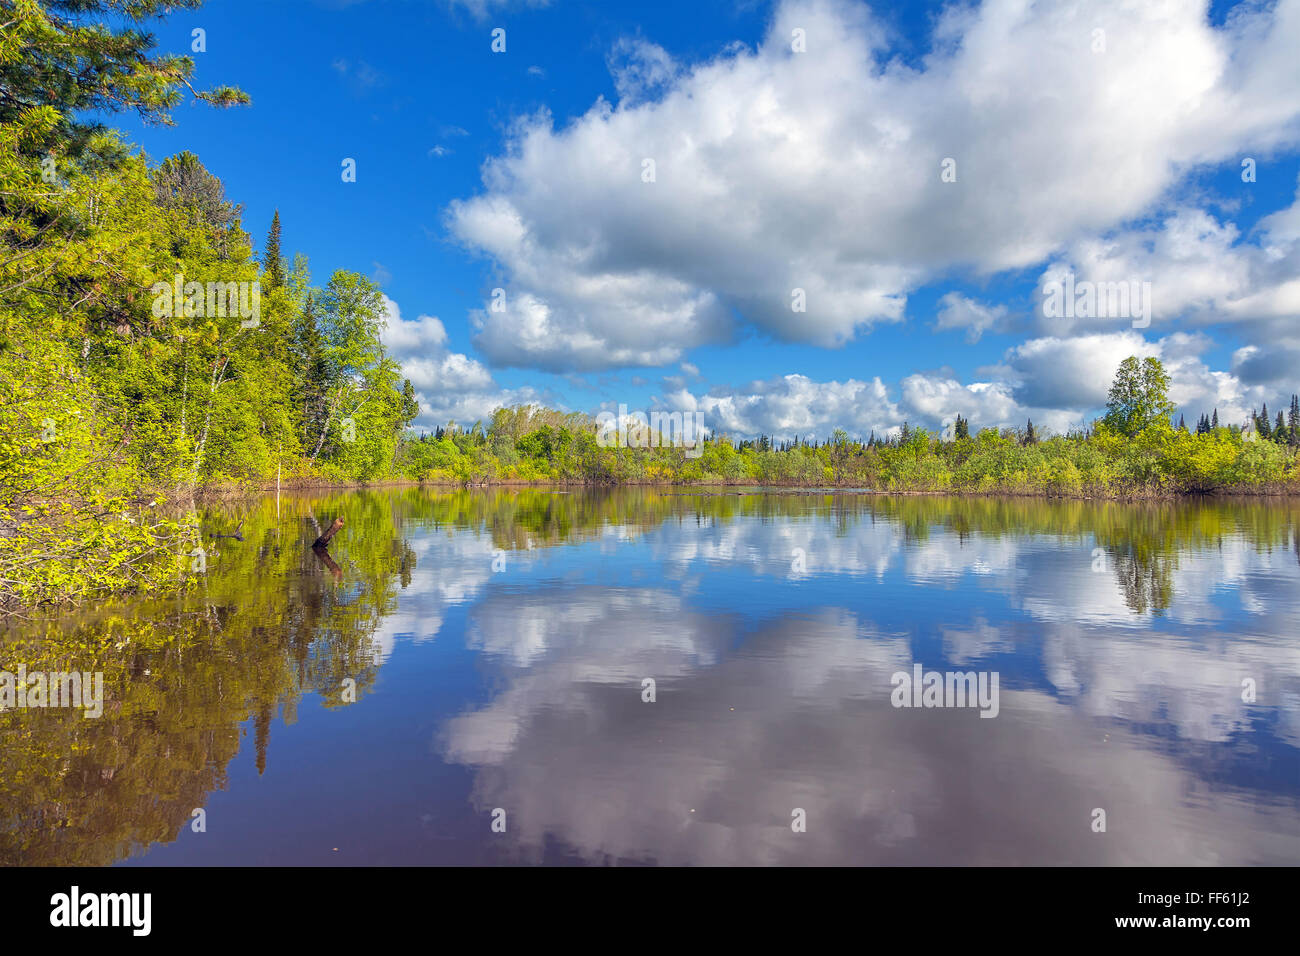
[
  {"left": 2, "top": 0, "right": 417, "bottom": 611},
  {"left": 402, "top": 383, "right": 1300, "bottom": 495}
]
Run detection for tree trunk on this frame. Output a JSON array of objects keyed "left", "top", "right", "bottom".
[{"left": 311, "top": 516, "right": 344, "bottom": 549}]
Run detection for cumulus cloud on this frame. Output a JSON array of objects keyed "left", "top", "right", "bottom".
[
  {"left": 934, "top": 293, "right": 1008, "bottom": 343},
  {"left": 656, "top": 328, "right": 1275, "bottom": 439},
  {"left": 607, "top": 38, "right": 679, "bottom": 104},
  {"left": 1233, "top": 343, "right": 1300, "bottom": 388},
  {"left": 690, "top": 373, "right": 900, "bottom": 439},
  {"left": 1000, "top": 331, "right": 1162, "bottom": 410},
  {"left": 1036, "top": 190, "right": 1300, "bottom": 337},
  {"left": 900, "top": 373, "right": 1021, "bottom": 430},
  {"left": 380, "top": 294, "right": 540, "bottom": 428},
  {"left": 448, "top": 0, "right": 1300, "bottom": 371}
]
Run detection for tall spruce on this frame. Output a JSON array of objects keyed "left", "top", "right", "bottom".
[{"left": 263, "top": 211, "right": 285, "bottom": 290}]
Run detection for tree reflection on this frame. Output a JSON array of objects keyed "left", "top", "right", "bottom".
[{"left": 1, "top": 488, "right": 1295, "bottom": 863}]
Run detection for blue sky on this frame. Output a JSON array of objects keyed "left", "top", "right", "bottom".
[{"left": 116, "top": 0, "right": 1300, "bottom": 439}]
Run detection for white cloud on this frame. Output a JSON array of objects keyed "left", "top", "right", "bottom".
[
  {"left": 380, "top": 294, "right": 538, "bottom": 429},
  {"left": 380, "top": 296, "right": 448, "bottom": 353},
  {"left": 934, "top": 293, "right": 1007, "bottom": 343},
  {"left": 900, "top": 374, "right": 1020, "bottom": 430},
  {"left": 606, "top": 38, "right": 679, "bottom": 104},
  {"left": 689, "top": 373, "right": 900, "bottom": 439},
  {"left": 448, "top": 0, "right": 1300, "bottom": 372},
  {"left": 1001, "top": 331, "right": 1161, "bottom": 410},
  {"left": 660, "top": 327, "right": 1275, "bottom": 440},
  {"left": 1037, "top": 193, "right": 1300, "bottom": 336}
]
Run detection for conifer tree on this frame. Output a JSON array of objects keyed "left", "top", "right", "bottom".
[
  {"left": 1, "top": 0, "right": 248, "bottom": 159},
  {"left": 263, "top": 211, "right": 286, "bottom": 291}
]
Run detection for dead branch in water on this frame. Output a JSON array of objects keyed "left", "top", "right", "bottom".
[
  {"left": 311, "top": 516, "right": 344, "bottom": 549},
  {"left": 311, "top": 543, "right": 343, "bottom": 582}
]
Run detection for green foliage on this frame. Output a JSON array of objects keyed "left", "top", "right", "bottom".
[
  {"left": 1104, "top": 356, "right": 1176, "bottom": 437},
  {"left": 1, "top": 0, "right": 1297, "bottom": 614},
  {"left": 261, "top": 209, "right": 285, "bottom": 291},
  {"left": 0, "top": 0, "right": 422, "bottom": 611},
  {"left": 0, "top": 0, "right": 249, "bottom": 159},
  {"left": 386, "top": 400, "right": 1299, "bottom": 504}
]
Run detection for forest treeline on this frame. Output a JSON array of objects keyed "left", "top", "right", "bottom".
[
  {"left": 1, "top": 0, "right": 421, "bottom": 611},
  {"left": 2, "top": 1, "right": 1298, "bottom": 613},
  {"left": 413, "top": 370, "right": 1300, "bottom": 495}
]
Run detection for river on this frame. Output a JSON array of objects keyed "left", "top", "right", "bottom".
[{"left": 2, "top": 489, "right": 1298, "bottom": 865}]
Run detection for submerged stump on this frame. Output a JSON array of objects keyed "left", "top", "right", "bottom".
[{"left": 312, "top": 516, "right": 345, "bottom": 549}]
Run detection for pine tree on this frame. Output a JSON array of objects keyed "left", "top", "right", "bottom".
[
  {"left": 263, "top": 210, "right": 285, "bottom": 290},
  {"left": 1023, "top": 418, "right": 1037, "bottom": 445},
  {"left": 1289, "top": 395, "right": 1300, "bottom": 447},
  {"left": 401, "top": 380, "right": 419, "bottom": 428},
  {"left": 0, "top": 0, "right": 248, "bottom": 159},
  {"left": 1178, "top": 413, "right": 1186, "bottom": 431},
  {"left": 1276, "top": 411, "right": 1287, "bottom": 444},
  {"left": 1212, "top": 408, "right": 1219, "bottom": 429},
  {"left": 955, "top": 415, "right": 969, "bottom": 440},
  {"left": 1258, "top": 403, "right": 1272, "bottom": 439}
]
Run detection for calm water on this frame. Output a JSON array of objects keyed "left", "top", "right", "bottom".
[{"left": 3, "top": 489, "right": 1299, "bottom": 866}]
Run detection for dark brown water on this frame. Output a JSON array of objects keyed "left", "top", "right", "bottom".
[{"left": 2, "top": 489, "right": 1298, "bottom": 865}]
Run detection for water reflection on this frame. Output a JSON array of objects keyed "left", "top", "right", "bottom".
[{"left": 2, "top": 490, "right": 1298, "bottom": 865}]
